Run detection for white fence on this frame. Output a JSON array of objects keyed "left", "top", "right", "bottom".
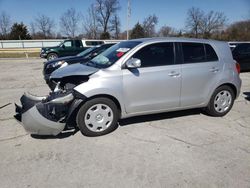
[
  {"left": 0, "top": 39, "right": 124, "bottom": 49},
  {"left": 0, "top": 39, "right": 63, "bottom": 49}
]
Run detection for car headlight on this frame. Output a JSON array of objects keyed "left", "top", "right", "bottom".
[
  {"left": 52, "top": 61, "right": 65, "bottom": 68},
  {"left": 59, "top": 62, "right": 68, "bottom": 69}
]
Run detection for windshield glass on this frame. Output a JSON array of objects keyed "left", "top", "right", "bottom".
[
  {"left": 90, "top": 41, "right": 142, "bottom": 68},
  {"left": 77, "top": 47, "right": 96, "bottom": 56}
]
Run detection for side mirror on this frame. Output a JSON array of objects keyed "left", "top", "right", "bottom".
[
  {"left": 61, "top": 44, "right": 65, "bottom": 48},
  {"left": 126, "top": 58, "right": 141, "bottom": 68},
  {"left": 90, "top": 52, "right": 98, "bottom": 58}
]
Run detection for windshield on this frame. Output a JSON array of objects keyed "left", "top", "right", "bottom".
[
  {"left": 77, "top": 47, "right": 96, "bottom": 56},
  {"left": 90, "top": 41, "right": 142, "bottom": 68}
]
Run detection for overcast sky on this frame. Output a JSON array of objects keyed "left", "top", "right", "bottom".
[{"left": 0, "top": 0, "right": 249, "bottom": 33}]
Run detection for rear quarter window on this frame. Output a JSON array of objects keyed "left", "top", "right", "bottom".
[{"left": 205, "top": 44, "right": 218, "bottom": 61}]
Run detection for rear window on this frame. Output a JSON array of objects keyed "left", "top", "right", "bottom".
[
  {"left": 86, "top": 41, "right": 104, "bottom": 46},
  {"left": 205, "top": 44, "right": 218, "bottom": 61},
  {"left": 182, "top": 43, "right": 206, "bottom": 63}
]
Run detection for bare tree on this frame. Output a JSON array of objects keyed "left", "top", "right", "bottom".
[
  {"left": 185, "top": 7, "right": 204, "bottom": 38},
  {"left": 83, "top": 4, "right": 99, "bottom": 39},
  {"left": 33, "top": 14, "right": 54, "bottom": 39},
  {"left": 224, "top": 20, "right": 250, "bottom": 41},
  {"left": 142, "top": 14, "right": 158, "bottom": 37},
  {"left": 200, "top": 11, "right": 227, "bottom": 38},
  {"left": 0, "top": 11, "right": 11, "bottom": 39},
  {"left": 95, "top": 0, "right": 120, "bottom": 33},
  {"left": 110, "top": 14, "right": 120, "bottom": 39},
  {"left": 158, "top": 26, "right": 177, "bottom": 37},
  {"left": 60, "top": 8, "right": 80, "bottom": 38}
]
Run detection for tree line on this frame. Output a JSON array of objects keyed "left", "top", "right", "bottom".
[{"left": 0, "top": 0, "right": 249, "bottom": 41}]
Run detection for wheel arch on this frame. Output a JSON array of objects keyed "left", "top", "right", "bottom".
[
  {"left": 216, "top": 83, "right": 237, "bottom": 98},
  {"left": 47, "top": 52, "right": 58, "bottom": 58},
  {"left": 66, "top": 94, "right": 122, "bottom": 129},
  {"left": 88, "top": 94, "right": 122, "bottom": 117}
]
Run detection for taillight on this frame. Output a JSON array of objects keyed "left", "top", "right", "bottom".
[{"left": 235, "top": 62, "right": 240, "bottom": 74}]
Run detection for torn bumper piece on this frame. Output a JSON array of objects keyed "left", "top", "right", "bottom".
[{"left": 14, "top": 92, "right": 74, "bottom": 136}]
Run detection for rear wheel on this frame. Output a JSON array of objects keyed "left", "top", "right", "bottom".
[
  {"left": 47, "top": 53, "right": 58, "bottom": 60},
  {"left": 76, "top": 98, "right": 119, "bottom": 136},
  {"left": 206, "top": 85, "right": 235, "bottom": 117}
]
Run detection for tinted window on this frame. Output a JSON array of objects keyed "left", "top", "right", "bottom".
[
  {"left": 64, "top": 41, "right": 73, "bottom": 47},
  {"left": 75, "top": 40, "right": 82, "bottom": 48},
  {"left": 182, "top": 43, "right": 206, "bottom": 63},
  {"left": 205, "top": 44, "right": 218, "bottom": 61},
  {"left": 86, "top": 41, "right": 104, "bottom": 46},
  {"left": 132, "top": 43, "right": 174, "bottom": 67},
  {"left": 236, "top": 44, "right": 250, "bottom": 54}
]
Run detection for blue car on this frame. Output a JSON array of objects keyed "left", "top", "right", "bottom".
[{"left": 43, "top": 43, "right": 116, "bottom": 90}]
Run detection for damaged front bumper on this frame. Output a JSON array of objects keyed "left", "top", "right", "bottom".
[{"left": 14, "top": 91, "right": 75, "bottom": 136}]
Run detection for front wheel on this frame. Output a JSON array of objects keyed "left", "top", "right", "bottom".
[
  {"left": 206, "top": 85, "right": 235, "bottom": 117},
  {"left": 76, "top": 98, "right": 119, "bottom": 136},
  {"left": 47, "top": 53, "right": 58, "bottom": 60}
]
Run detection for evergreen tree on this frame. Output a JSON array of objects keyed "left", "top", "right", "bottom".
[
  {"left": 9, "top": 22, "right": 31, "bottom": 40},
  {"left": 100, "top": 32, "right": 110, "bottom": 39},
  {"left": 130, "top": 23, "right": 145, "bottom": 39}
]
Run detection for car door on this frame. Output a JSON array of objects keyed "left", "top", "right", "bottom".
[
  {"left": 59, "top": 40, "right": 75, "bottom": 56},
  {"left": 75, "top": 40, "right": 85, "bottom": 54},
  {"left": 122, "top": 42, "right": 181, "bottom": 114},
  {"left": 180, "top": 42, "right": 222, "bottom": 107}
]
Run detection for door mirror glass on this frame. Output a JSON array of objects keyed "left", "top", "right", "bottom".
[{"left": 126, "top": 58, "right": 141, "bottom": 68}]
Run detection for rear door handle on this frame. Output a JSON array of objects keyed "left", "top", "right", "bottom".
[
  {"left": 209, "top": 67, "right": 219, "bottom": 73},
  {"left": 168, "top": 71, "right": 180, "bottom": 77}
]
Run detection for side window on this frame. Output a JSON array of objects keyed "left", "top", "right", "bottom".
[
  {"left": 237, "top": 44, "right": 250, "bottom": 54},
  {"left": 64, "top": 41, "right": 73, "bottom": 48},
  {"left": 75, "top": 40, "right": 82, "bottom": 48},
  {"left": 132, "top": 43, "right": 174, "bottom": 67},
  {"left": 182, "top": 43, "right": 206, "bottom": 63},
  {"left": 205, "top": 44, "right": 218, "bottom": 61}
]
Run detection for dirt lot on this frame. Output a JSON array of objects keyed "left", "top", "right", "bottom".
[{"left": 0, "top": 58, "right": 249, "bottom": 188}]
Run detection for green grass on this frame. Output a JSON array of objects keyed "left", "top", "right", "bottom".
[{"left": 0, "top": 52, "right": 40, "bottom": 58}]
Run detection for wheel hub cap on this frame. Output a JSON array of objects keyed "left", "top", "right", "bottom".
[
  {"left": 84, "top": 104, "right": 114, "bottom": 132},
  {"left": 214, "top": 90, "right": 232, "bottom": 113}
]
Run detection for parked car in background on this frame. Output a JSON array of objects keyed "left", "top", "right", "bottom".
[
  {"left": 232, "top": 43, "right": 250, "bottom": 72},
  {"left": 15, "top": 38, "right": 241, "bottom": 137},
  {"left": 40, "top": 39, "right": 123, "bottom": 60},
  {"left": 40, "top": 39, "right": 90, "bottom": 60},
  {"left": 43, "top": 43, "right": 116, "bottom": 90}
]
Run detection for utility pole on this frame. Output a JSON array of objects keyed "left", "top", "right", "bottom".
[{"left": 126, "top": 0, "right": 131, "bottom": 40}]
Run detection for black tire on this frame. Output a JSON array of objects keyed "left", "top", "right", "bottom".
[
  {"left": 76, "top": 97, "right": 119, "bottom": 137},
  {"left": 206, "top": 85, "right": 235, "bottom": 117},
  {"left": 47, "top": 53, "right": 58, "bottom": 60}
]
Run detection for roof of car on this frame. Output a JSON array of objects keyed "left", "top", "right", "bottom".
[{"left": 129, "top": 37, "right": 225, "bottom": 45}]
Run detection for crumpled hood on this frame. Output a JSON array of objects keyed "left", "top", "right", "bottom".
[{"left": 50, "top": 63, "right": 99, "bottom": 80}]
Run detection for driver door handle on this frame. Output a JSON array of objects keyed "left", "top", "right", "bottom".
[
  {"left": 168, "top": 71, "right": 180, "bottom": 77},
  {"left": 209, "top": 67, "right": 219, "bottom": 73}
]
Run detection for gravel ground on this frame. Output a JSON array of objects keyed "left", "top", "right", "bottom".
[{"left": 0, "top": 58, "right": 249, "bottom": 188}]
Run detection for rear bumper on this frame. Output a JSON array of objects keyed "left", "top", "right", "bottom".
[{"left": 14, "top": 92, "right": 74, "bottom": 136}]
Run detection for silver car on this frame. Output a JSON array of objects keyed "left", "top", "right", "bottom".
[{"left": 15, "top": 38, "right": 242, "bottom": 136}]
